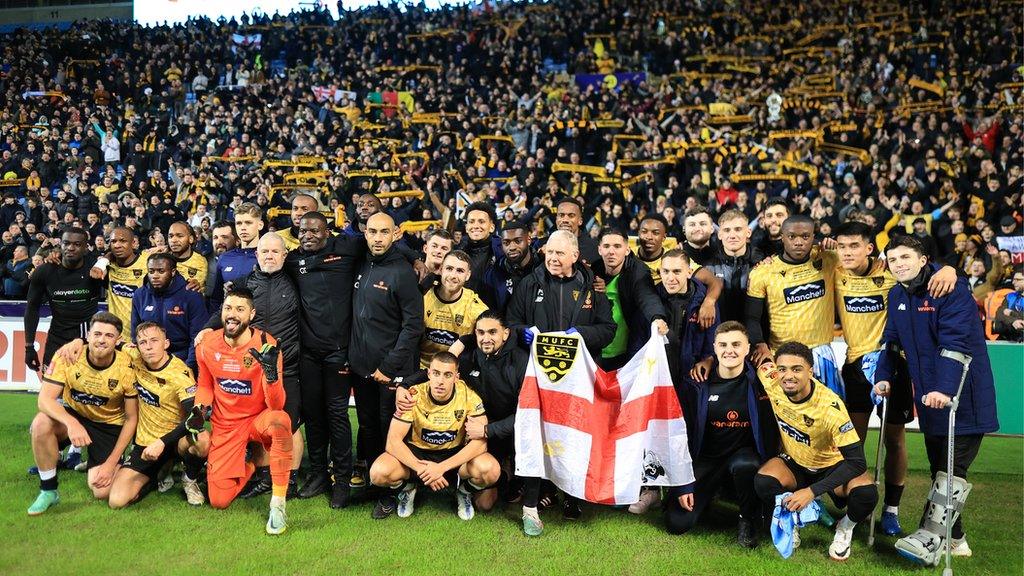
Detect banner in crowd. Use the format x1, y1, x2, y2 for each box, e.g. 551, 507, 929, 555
515, 329, 694, 505
574, 72, 647, 92
311, 86, 357, 103
996, 236, 1024, 264
230, 33, 262, 48
366, 91, 415, 116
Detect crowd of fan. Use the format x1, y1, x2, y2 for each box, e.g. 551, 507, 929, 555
0, 0, 1020, 338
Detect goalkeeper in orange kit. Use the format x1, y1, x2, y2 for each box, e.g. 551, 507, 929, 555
188, 287, 292, 535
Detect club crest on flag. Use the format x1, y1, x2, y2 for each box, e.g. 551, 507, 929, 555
536, 334, 578, 383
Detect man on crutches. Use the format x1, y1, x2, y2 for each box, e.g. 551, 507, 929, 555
874, 236, 999, 568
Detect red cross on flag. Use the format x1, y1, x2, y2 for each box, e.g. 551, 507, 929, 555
515, 328, 694, 505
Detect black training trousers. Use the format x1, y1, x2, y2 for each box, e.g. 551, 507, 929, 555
299, 352, 353, 480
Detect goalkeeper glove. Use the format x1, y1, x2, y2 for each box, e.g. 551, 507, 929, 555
185, 404, 210, 440
248, 343, 280, 384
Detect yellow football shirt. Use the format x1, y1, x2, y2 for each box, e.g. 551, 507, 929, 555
833, 258, 896, 362
747, 251, 837, 350
757, 362, 860, 471
128, 349, 196, 446
107, 253, 147, 339
277, 228, 300, 251
43, 350, 138, 426
397, 380, 485, 452
175, 251, 208, 292
629, 237, 681, 285
421, 287, 489, 368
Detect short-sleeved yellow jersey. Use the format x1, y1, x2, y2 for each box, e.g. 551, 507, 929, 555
277, 228, 299, 251
43, 350, 138, 426
747, 251, 837, 350
396, 380, 485, 452
421, 287, 488, 369
833, 258, 896, 362
757, 362, 860, 471
107, 253, 148, 339
175, 251, 208, 292
629, 237, 681, 285
129, 349, 196, 446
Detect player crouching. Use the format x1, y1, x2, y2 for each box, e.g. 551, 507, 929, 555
28, 312, 138, 515
52, 322, 210, 508
752, 343, 878, 561
190, 287, 292, 535
369, 352, 500, 521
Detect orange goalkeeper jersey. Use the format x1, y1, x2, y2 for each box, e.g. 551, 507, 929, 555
195, 328, 285, 427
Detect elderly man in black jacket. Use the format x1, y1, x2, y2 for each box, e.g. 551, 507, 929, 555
507, 230, 616, 356
350, 212, 425, 520
506, 228, 616, 532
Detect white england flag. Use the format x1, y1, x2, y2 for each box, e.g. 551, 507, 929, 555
515, 328, 694, 505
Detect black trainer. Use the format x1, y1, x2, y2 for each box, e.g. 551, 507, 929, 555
239, 468, 272, 499
330, 482, 351, 509
372, 495, 397, 519
737, 518, 759, 549
297, 472, 330, 499
562, 496, 582, 520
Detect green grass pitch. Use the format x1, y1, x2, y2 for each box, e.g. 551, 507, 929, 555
1, 392, 1021, 576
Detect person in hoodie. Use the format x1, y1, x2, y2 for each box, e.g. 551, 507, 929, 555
208, 202, 262, 315
130, 252, 206, 372
668, 321, 778, 548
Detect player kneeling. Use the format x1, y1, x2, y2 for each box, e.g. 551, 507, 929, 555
52, 322, 210, 508
190, 288, 292, 535
28, 312, 138, 515
369, 352, 500, 521
753, 343, 878, 561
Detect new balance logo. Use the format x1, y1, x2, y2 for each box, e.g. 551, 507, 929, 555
782, 280, 826, 304
217, 378, 253, 396
844, 295, 885, 313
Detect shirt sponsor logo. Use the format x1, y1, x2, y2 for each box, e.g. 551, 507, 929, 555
69, 389, 108, 406
782, 280, 826, 304
918, 299, 936, 312
110, 283, 137, 298
844, 294, 885, 313
421, 429, 457, 446
778, 419, 811, 446
135, 384, 161, 407
217, 378, 253, 396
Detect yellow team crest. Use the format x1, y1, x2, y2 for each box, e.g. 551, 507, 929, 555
536, 334, 579, 383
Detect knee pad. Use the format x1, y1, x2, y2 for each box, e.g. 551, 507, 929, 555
895, 472, 972, 566
753, 474, 784, 501
845, 484, 878, 523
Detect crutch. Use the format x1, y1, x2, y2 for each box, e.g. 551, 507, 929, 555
940, 350, 972, 576
867, 388, 890, 547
